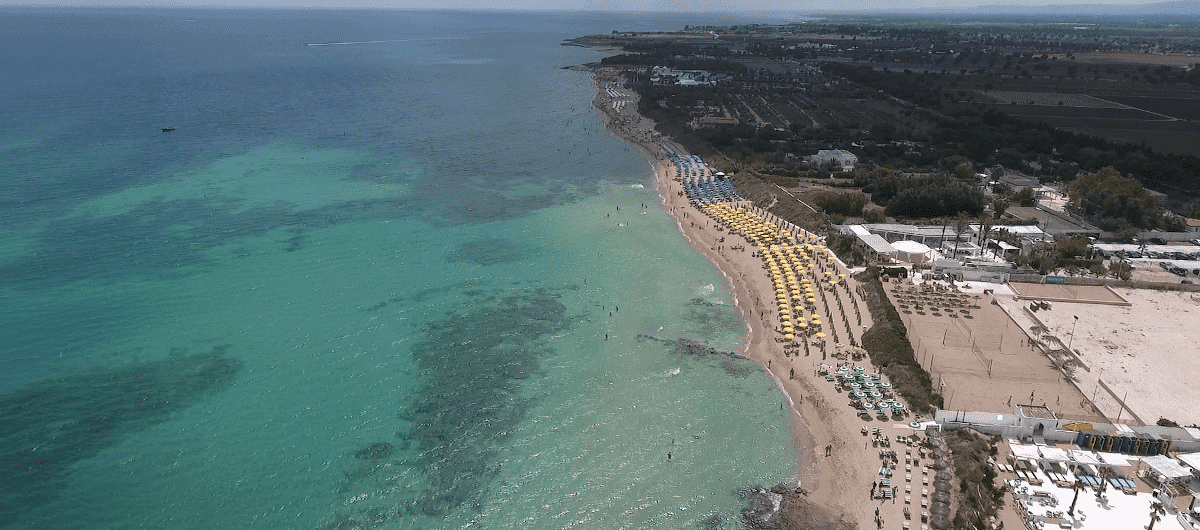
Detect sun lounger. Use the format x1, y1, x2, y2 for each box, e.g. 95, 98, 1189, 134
905, 495, 911, 504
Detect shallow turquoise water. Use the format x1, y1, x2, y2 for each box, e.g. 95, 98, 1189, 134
0, 9, 797, 529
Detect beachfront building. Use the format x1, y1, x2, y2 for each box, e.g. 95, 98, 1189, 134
843, 225, 898, 262
931, 258, 1013, 283
859, 223, 964, 248
807, 149, 857, 172
935, 406, 1200, 453
939, 240, 983, 260
994, 438, 1200, 530
891, 240, 935, 265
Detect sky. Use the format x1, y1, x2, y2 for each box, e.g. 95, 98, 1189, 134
0, 0, 1164, 11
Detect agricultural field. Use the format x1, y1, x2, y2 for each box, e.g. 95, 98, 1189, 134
1102, 95, 1200, 121
992, 104, 1165, 120
1067, 128, 1200, 158
979, 91, 1126, 108
1072, 51, 1200, 68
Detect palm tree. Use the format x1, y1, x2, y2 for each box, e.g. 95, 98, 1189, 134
952, 213, 971, 259
1147, 500, 1164, 530
1068, 480, 1086, 516
977, 211, 994, 256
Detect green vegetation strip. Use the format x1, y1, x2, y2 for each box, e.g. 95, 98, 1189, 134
857, 266, 942, 414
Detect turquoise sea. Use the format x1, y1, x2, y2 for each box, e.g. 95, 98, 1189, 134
0, 8, 798, 529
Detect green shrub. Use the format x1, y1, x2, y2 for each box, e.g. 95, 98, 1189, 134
857, 267, 943, 413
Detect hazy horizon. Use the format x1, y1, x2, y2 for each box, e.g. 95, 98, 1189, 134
0, 0, 1175, 13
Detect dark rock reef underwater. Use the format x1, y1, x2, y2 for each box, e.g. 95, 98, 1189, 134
0, 346, 242, 526
742, 484, 858, 530
324, 289, 574, 528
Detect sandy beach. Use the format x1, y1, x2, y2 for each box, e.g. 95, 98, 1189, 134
588, 66, 940, 529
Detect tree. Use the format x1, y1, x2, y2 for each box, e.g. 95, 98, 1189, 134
1068, 480, 1085, 516
953, 213, 971, 259
977, 212, 995, 255
1014, 186, 1036, 207
1067, 167, 1163, 230
1147, 500, 1165, 530
993, 198, 1010, 218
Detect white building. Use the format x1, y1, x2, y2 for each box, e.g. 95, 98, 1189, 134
809, 149, 857, 172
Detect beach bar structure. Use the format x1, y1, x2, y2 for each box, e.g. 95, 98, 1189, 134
1076, 429, 1174, 456
844, 225, 898, 261
935, 405, 1200, 453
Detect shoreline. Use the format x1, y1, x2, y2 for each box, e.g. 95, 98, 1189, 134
584, 65, 896, 528
583, 66, 814, 475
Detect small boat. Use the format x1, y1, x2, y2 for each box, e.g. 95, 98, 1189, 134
161, 127, 175, 132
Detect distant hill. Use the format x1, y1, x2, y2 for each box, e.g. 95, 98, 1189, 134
967, 0, 1200, 18
818, 0, 1200, 20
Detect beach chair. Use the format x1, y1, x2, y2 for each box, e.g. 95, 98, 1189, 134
903, 522, 910, 530
905, 485, 911, 493
906, 464, 912, 472
905, 474, 912, 482
884, 490, 893, 499
921, 488, 928, 497
904, 495, 911, 504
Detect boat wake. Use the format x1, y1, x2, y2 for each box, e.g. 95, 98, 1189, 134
306, 36, 461, 46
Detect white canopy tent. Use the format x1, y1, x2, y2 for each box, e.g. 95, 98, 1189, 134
1068, 450, 1103, 466
1096, 452, 1136, 467
1178, 452, 1200, 475
1039, 446, 1071, 462
1143, 455, 1192, 484
1011, 443, 1040, 461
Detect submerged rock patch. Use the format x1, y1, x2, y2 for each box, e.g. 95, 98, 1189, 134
0, 346, 242, 525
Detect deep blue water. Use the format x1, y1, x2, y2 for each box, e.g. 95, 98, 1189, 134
0, 8, 800, 529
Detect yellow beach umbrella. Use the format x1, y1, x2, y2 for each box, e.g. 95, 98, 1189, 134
784, 333, 795, 341
815, 332, 826, 339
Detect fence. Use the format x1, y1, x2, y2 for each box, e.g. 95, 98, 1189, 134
1094, 378, 1145, 426
1008, 274, 1200, 293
